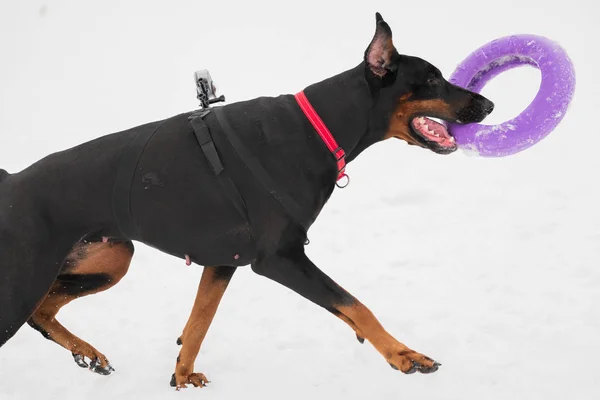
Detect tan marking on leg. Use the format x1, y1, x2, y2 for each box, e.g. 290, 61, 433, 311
174, 266, 235, 389
331, 310, 365, 340
29, 300, 112, 367
337, 301, 437, 373
29, 241, 133, 369
62, 241, 133, 281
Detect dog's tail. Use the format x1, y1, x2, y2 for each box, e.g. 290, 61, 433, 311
0, 169, 8, 183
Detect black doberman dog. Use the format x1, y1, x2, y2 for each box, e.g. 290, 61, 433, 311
0, 13, 493, 388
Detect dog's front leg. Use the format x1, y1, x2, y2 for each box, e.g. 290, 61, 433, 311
252, 245, 440, 374
172, 265, 236, 389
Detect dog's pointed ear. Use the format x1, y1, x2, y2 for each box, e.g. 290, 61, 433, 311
364, 12, 398, 77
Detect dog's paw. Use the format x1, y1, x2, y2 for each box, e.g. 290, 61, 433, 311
89, 357, 115, 375
72, 352, 114, 375
170, 372, 210, 390
387, 348, 440, 374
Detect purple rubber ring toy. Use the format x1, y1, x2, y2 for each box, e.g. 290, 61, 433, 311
447, 34, 576, 157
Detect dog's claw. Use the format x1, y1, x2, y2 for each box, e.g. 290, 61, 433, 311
389, 362, 399, 370
89, 358, 115, 375
72, 353, 88, 368
405, 361, 419, 374
419, 361, 441, 374
356, 334, 365, 344
170, 373, 177, 387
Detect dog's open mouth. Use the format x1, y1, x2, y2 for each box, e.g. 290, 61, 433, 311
410, 116, 457, 152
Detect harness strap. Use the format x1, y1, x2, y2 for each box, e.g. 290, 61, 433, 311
112, 121, 165, 240
188, 111, 248, 220
189, 114, 224, 175
212, 107, 311, 236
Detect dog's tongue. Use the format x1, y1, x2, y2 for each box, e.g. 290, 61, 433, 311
412, 117, 455, 148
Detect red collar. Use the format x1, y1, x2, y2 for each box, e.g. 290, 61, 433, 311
294, 91, 348, 184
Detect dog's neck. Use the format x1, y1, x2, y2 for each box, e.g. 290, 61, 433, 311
303, 62, 380, 163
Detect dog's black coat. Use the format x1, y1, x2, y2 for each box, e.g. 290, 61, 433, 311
0, 67, 357, 345
0, 14, 493, 351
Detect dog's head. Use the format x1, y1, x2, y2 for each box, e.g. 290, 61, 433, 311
365, 13, 494, 154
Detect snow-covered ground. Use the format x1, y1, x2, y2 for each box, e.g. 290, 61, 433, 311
1, 0, 598, 399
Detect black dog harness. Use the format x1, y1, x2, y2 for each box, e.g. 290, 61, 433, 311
112, 107, 314, 242
188, 109, 248, 221
212, 107, 315, 235
112, 71, 351, 244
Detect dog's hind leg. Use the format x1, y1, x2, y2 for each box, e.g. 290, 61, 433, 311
171, 266, 236, 390
27, 240, 134, 375
0, 221, 77, 348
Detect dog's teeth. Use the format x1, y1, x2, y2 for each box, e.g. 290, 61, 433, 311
450, 137, 455, 142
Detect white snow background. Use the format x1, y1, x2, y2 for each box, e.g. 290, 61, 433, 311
0, 0, 598, 399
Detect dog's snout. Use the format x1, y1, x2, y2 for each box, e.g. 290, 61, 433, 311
455, 93, 495, 124
471, 92, 494, 114
483, 99, 494, 115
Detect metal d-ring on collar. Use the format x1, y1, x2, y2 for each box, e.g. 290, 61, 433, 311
336, 173, 350, 188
